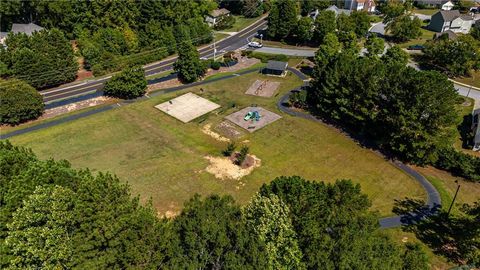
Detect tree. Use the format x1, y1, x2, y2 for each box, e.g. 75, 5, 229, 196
382, 2, 406, 24
382, 45, 409, 66
259, 176, 403, 269
235, 145, 249, 165
296, 17, 313, 44
0, 79, 44, 125
423, 34, 480, 76
172, 194, 268, 269
472, 27, 480, 41
401, 243, 429, 270
387, 15, 422, 42
173, 29, 206, 83
266, 0, 298, 40
349, 11, 371, 38
243, 193, 304, 270
365, 35, 385, 57
242, 0, 264, 18
313, 10, 336, 42
103, 66, 146, 99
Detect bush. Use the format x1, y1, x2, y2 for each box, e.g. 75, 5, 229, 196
211, 61, 221, 70
289, 90, 307, 108
235, 146, 249, 165
222, 142, 236, 157
0, 79, 44, 125
103, 66, 147, 99
434, 147, 480, 182
214, 15, 236, 30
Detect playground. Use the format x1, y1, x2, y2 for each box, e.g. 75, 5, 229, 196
225, 106, 281, 132
245, 79, 280, 97
154, 92, 220, 123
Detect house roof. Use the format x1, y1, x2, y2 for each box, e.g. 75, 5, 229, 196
434, 30, 457, 39
11, 23, 44, 35
266, 60, 288, 71
325, 5, 351, 16
460, 14, 474, 21
416, 0, 451, 5
209, 8, 230, 18
436, 10, 461, 21
0, 32, 8, 39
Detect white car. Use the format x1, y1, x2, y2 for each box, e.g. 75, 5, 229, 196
247, 41, 263, 48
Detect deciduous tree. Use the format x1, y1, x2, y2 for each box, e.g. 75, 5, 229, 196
103, 65, 146, 99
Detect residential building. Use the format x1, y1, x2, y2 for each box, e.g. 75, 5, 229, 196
473, 109, 480, 151
205, 8, 231, 27
428, 10, 473, 33
324, 5, 352, 17
0, 23, 44, 45
415, 0, 454, 10
344, 0, 376, 12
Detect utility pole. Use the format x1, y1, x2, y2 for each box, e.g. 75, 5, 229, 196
447, 180, 460, 218
259, 33, 263, 44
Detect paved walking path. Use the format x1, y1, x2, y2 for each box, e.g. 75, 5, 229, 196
280, 67, 441, 229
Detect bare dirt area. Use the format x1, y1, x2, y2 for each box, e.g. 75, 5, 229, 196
245, 79, 280, 97
43, 96, 114, 119
204, 154, 261, 180
215, 121, 244, 139
202, 123, 230, 142
71, 41, 93, 81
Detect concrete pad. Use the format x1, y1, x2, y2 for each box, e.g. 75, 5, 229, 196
155, 92, 220, 123
225, 107, 281, 133
245, 80, 281, 97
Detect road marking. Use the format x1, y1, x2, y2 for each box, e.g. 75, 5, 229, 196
41, 83, 104, 98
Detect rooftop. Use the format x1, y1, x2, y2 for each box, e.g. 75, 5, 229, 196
437, 10, 461, 21
266, 60, 288, 71
11, 23, 44, 36
209, 8, 230, 18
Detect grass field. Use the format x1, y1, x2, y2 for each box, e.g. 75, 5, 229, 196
413, 8, 439, 16
398, 25, 436, 48
223, 15, 259, 32
454, 70, 480, 89
9, 71, 426, 217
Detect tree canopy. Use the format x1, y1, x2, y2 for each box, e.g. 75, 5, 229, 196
0, 79, 44, 125
102, 65, 147, 99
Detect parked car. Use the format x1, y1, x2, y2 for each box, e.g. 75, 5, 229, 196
407, 44, 425, 51
247, 41, 263, 48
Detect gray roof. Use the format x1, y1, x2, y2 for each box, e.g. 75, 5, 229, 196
437, 10, 461, 22
209, 8, 230, 18
11, 23, 44, 36
460, 14, 474, 21
266, 60, 288, 71
0, 32, 8, 39
434, 30, 457, 39
415, 0, 451, 5
325, 5, 351, 16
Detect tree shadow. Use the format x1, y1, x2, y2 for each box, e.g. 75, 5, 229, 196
457, 114, 473, 149
394, 198, 474, 264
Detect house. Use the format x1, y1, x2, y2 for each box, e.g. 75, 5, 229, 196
415, 0, 454, 10
263, 61, 288, 76
205, 8, 231, 27
434, 30, 457, 39
0, 23, 44, 45
428, 10, 473, 33
473, 109, 480, 151
344, 0, 376, 12
325, 5, 352, 17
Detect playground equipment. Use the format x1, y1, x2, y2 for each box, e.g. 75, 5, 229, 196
244, 111, 261, 122
254, 80, 268, 95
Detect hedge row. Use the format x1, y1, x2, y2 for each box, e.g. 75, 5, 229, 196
435, 147, 480, 182
241, 51, 289, 63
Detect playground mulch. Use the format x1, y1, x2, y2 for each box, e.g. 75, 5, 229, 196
225, 106, 281, 133
245, 80, 280, 97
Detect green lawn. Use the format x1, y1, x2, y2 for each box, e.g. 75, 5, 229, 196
454, 70, 480, 89
413, 8, 439, 16
9, 71, 426, 217
397, 26, 436, 48
223, 15, 259, 32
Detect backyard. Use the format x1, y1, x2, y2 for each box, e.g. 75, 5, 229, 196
9, 71, 426, 217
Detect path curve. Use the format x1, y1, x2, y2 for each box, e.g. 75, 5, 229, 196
281, 67, 441, 229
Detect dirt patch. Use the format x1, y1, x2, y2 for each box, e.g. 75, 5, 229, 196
163, 210, 179, 218
245, 80, 280, 97
202, 123, 230, 142
215, 121, 243, 139
43, 96, 114, 119
204, 154, 261, 180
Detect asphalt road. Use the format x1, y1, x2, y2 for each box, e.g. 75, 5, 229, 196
40, 17, 268, 106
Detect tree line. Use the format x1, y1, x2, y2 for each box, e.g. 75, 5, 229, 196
307, 32, 480, 181
0, 141, 439, 269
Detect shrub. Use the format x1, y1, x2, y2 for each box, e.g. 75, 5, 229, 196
434, 147, 480, 182
0, 79, 44, 125
214, 15, 236, 30
249, 52, 288, 63
289, 90, 307, 108
211, 61, 221, 70
222, 142, 236, 157
235, 146, 249, 165
103, 66, 147, 99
